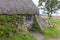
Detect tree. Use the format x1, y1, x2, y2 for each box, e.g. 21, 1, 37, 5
39, 0, 60, 19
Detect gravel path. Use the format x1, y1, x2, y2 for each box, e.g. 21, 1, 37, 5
30, 32, 44, 40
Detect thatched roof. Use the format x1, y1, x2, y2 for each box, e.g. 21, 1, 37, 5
0, 0, 39, 15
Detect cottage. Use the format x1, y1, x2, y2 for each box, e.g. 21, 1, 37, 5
0, 0, 39, 29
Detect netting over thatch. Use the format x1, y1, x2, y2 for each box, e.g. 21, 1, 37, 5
0, 0, 39, 15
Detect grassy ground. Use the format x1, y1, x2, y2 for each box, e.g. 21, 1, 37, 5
0, 31, 37, 40
0, 15, 37, 40
30, 16, 60, 40
6, 32, 37, 40
41, 17, 60, 40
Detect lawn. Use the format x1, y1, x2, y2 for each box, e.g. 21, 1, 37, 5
42, 17, 60, 40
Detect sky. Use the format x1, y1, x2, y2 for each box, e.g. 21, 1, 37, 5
32, 0, 45, 15
32, 0, 60, 16
32, 0, 39, 6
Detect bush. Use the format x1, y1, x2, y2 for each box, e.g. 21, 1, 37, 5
30, 16, 41, 32
0, 24, 17, 38
0, 15, 36, 40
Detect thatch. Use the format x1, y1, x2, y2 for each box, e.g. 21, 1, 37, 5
0, 0, 39, 15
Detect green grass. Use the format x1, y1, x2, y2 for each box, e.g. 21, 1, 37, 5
4, 32, 37, 40
42, 27, 60, 38
30, 16, 60, 38
47, 18, 60, 26
30, 16, 42, 33
0, 25, 36, 40
42, 18, 60, 38
0, 15, 36, 40
0, 32, 37, 40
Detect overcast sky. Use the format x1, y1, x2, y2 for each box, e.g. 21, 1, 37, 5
32, 0, 45, 14
32, 0, 60, 16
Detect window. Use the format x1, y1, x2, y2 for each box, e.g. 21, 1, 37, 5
26, 15, 31, 21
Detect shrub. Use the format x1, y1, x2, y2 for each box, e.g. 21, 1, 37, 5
0, 24, 17, 38
0, 15, 36, 40
30, 16, 41, 32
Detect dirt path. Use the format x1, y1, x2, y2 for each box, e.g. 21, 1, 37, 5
30, 32, 44, 40
30, 31, 60, 40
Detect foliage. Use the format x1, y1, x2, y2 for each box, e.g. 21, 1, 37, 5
0, 15, 17, 22
39, 0, 60, 19
0, 15, 36, 40
0, 15, 24, 26
0, 15, 18, 39
30, 16, 41, 32
0, 24, 17, 38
